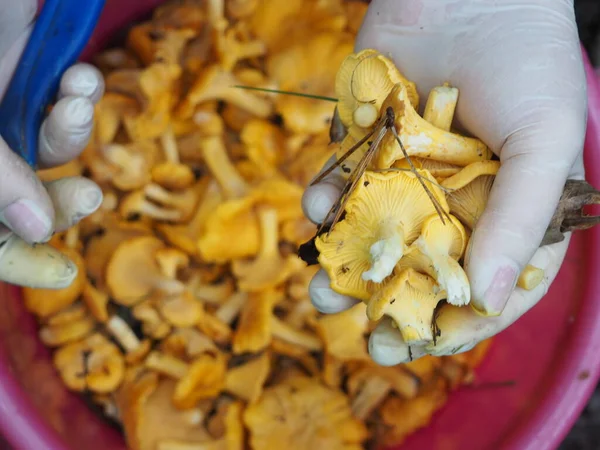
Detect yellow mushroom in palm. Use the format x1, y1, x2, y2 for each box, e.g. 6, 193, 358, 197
316, 169, 448, 301
422, 83, 459, 132
398, 213, 470, 306
335, 49, 419, 129
374, 83, 492, 168
367, 268, 446, 345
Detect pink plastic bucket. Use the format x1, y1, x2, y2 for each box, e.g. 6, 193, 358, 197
0, 2, 600, 449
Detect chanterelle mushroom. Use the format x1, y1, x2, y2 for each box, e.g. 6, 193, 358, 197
266, 32, 352, 134
232, 205, 304, 291
422, 83, 459, 132
176, 64, 272, 119
106, 236, 184, 306
144, 350, 227, 409
335, 49, 419, 129
373, 83, 492, 168
117, 373, 211, 450
53, 332, 125, 394
244, 375, 368, 450
367, 268, 446, 345
225, 352, 271, 403
399, 213, 470, 306
316, 169, 448, 300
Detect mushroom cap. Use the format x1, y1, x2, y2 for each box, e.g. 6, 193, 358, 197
267, 32, 353, 134
316, 169, 448, 300
159, 290, 204, 328
151, 162, 196, 191
53, 333, 125, 394
418, 213, 467, 261
335, 49, 419, 129
232, 288, 279, 354
173, 352, 227, 409
225, 352, 271, 403
106, 236, 167, 305
157, 178, 223, 256
161, 327, 218, 359
123, 63, 182, 141
378, 377, 448, 447
244, 375, 369, 450
39, 314, 95, 348
94, 92, 140, 145
84, 216, 151, 288
316, 302, 369, 361
367, 268, 446, 345
197, 197, 260, 263
441, 161, 500, 230
155, 247, 190, 279
22, 246, 86, 318
103, 140, 160, 191
240, 119, 285, 170
118, 374, 211, 450
81, 281, 110, 323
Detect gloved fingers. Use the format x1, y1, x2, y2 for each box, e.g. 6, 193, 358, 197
366, 237, 569, 364
465, 111, 585, 316
58, 63, 105, 104
44, 177, 103, 232
0, 0, 36, 60
301, 154, 347, 225
0, 233, 78, 289
308, 268, 359, 314
38, 95, 95, 168
0, 136, 54, 244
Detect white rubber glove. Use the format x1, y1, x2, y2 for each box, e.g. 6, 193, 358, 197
0, 0, 104, 288
303, 0, 588, 365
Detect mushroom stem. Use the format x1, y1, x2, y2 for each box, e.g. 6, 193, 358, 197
271, 316, 323, 351
106, 315, 141, 353
517, 264, 544, 290
145, 351, 189, 379
64, 226, 80, 249
351, 376, 392, 420
139, 202, 182, 221
200, 136, 249, 199
377, 83, 492, 168
103, 144, 145, 174
362, 223, 405, 283
144, 183, 196, 213
207, 0, 226, 28
215, 291, 248, 324
414, 235, 470, 306
423, 84, 459, 132
177, 66, 272, 119
160, 127, 180, 164
256, 206, 279, 259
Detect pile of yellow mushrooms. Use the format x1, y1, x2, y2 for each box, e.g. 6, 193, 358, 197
18, 1, 520, 449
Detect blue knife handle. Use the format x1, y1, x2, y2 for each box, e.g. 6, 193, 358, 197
0, 0, 106, 169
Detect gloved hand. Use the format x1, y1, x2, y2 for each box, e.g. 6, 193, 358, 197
0, 0, 104, 289
303, 0, 588, 365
